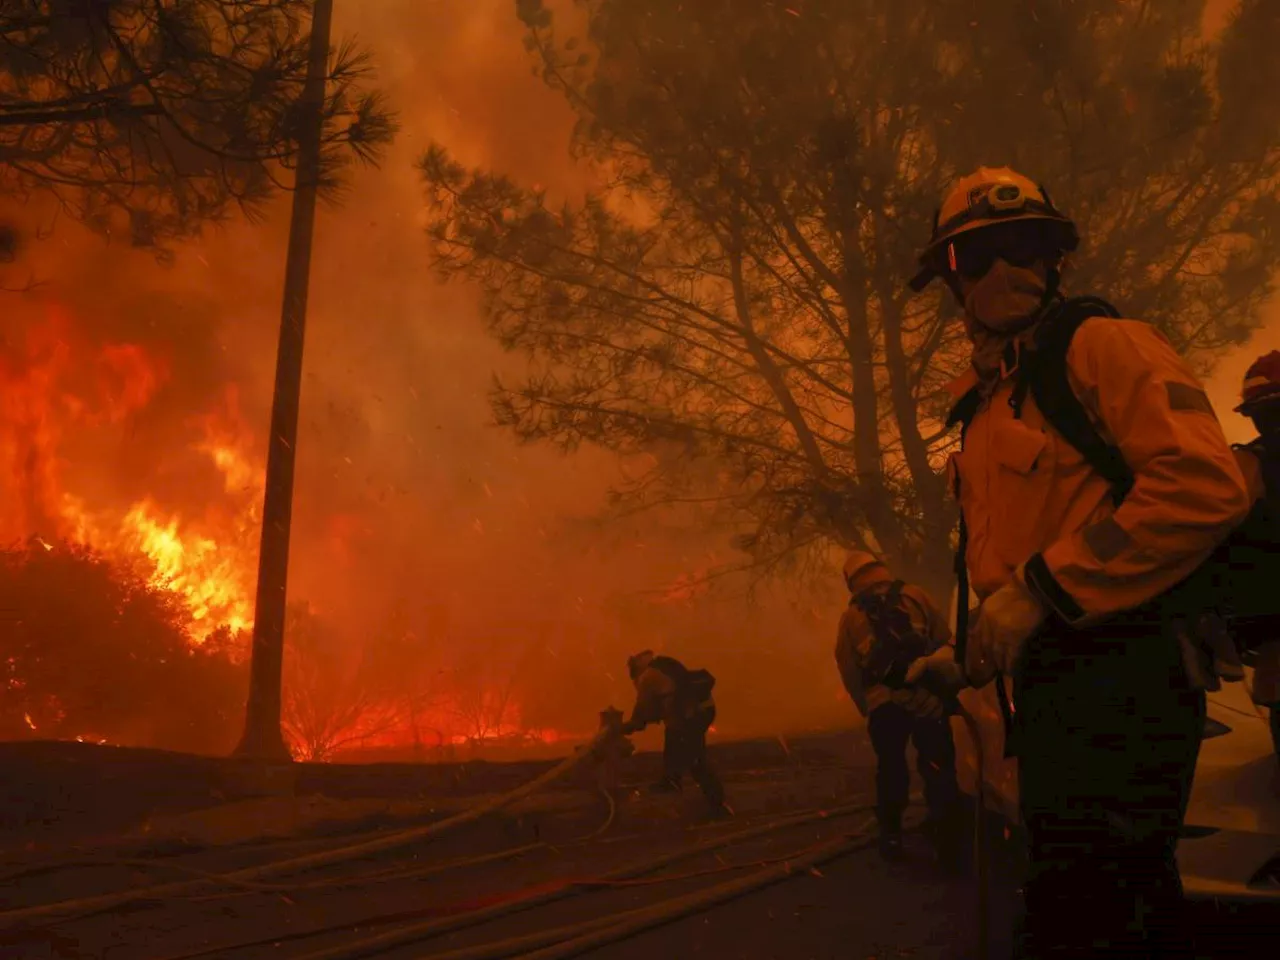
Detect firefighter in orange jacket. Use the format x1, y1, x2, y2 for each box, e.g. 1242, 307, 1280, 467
620, 650, 728, 817
1234, 350, 1280, 761
835, 551, 964, 865
906, 167, 1252, 958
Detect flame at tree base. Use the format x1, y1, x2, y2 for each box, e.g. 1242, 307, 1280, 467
2, 306, 585, 761
3, 306, 260, 645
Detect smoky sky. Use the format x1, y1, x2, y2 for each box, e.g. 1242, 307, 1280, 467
1, 0, 1274, 740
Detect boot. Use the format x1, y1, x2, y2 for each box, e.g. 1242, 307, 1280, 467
648, 777, 682, 795
704, 800, 734, 821
878, 823, 905, 861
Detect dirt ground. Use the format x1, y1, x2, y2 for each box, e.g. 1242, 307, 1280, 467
0, 730, 1273, 960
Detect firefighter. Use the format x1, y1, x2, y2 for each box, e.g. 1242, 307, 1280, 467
906, 167, 1252, 958
619, 650, 729, 817
835, 550, 966, 867
1234, 350, 1280, 761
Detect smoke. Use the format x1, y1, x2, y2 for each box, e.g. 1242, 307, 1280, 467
2, 0, 1275, 750
0, 0, 850, 746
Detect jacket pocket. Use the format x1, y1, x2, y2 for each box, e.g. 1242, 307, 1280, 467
988, 420, 1052, 567
992, 420, 1046, 475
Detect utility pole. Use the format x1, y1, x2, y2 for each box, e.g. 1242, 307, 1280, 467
234, 0, 335, 760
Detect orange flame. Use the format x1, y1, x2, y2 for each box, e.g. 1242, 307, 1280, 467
3, 305, 578, 757
2, 306, 259, 639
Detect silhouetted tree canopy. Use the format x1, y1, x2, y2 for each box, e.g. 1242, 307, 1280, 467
421, 0, 1280, 601
0, 0, 397, 253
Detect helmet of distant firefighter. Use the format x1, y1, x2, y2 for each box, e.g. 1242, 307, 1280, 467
1237, 350, 1280, 418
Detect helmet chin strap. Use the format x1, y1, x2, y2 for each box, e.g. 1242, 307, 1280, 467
1042, 263, 1064, 305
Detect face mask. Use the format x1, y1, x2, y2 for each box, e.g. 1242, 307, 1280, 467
962, 260, 1048, 334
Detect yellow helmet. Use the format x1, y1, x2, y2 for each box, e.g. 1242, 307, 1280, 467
842, 550, 884, 587
909, 166, 1078, 292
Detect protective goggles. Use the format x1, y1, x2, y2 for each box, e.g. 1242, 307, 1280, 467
910, 181, 1076, 291
945, 219, 1064, 280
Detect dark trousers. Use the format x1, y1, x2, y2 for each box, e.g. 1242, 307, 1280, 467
1013, 621, 1205, 960
662, 708, 724, 807
867, 701, 962, 832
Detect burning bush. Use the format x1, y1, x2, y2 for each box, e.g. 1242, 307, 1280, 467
281, 602, 409, 762
0, 539, 246, 753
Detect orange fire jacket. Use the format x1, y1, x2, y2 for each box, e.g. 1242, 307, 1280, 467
835, 567, 952, 716
947, 316, 1251, 623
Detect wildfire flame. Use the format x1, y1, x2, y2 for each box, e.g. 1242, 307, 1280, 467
3, 305, 577, 757
2, 305, 259, 639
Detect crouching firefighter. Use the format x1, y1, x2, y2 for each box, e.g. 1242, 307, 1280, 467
620, 651, 730, 817
835, 551, 967, 867
905, 167, 1253, 958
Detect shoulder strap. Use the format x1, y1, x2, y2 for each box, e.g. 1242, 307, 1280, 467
1023, 297, 1135, 506
945, 385, 983, 444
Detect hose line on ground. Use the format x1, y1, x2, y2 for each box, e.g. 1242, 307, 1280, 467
188, 777, 623, 904
509, 821, 882, 960
33, 776, 629, 908
153, 803, 873, 960
187, 842, 550, 902
284, 803, 878, 960
411, 820, 878, 960
589, 786, 616, 839
0, 728, 614, 928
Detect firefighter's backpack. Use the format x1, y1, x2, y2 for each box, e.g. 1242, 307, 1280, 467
648, 655, 716, 709
852, 580, 931, 688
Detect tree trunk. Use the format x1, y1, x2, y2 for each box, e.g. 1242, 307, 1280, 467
234, 0, 334, 761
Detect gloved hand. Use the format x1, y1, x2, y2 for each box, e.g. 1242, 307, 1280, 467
904, 645, 968, 696
889, 685, 946, 721
968, 565, 1047, 678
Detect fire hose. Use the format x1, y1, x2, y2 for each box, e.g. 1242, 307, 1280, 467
427, 820, 882, 960
189, 802, 878, 960
954, 701, 992, 960
0, 726, 617, 928
492, 709, 992, 960
6, 710, 994, 957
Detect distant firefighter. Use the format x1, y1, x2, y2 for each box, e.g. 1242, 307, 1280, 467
1233, 349, 1280, 762
620, 650, 729, 818
835, 550, 965, 868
